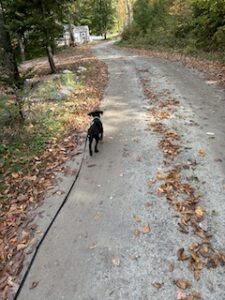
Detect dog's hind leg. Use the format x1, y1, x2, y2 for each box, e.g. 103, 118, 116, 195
94, 137, 99, 153
89, 137, 93, 156
99, 123, 103, 141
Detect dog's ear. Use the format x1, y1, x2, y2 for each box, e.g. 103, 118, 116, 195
88, 112, 93, 116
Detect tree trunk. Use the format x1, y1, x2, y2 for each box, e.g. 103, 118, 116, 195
50, 41, 56, 55
18, 33, 26, 62
41, 0, 57, 73
0, 1, 24, 122
125, 0, 132, 25
46, 45, 56, 73
104, 33, 107, 40
68, 22, 75, 46
0, 4, 20, 85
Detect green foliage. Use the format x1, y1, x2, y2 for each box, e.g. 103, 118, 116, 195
73, 0, 116, 37
0, 92, 24, 125
91, 0, 115, 37
122, 0, 225, 55
133, 0, 152, 33
33, 73, 77, 99
121, 23, 140, 40
189, 0, 225, 50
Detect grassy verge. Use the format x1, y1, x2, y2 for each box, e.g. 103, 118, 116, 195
116, 40, 225, 64
0, 46, 107, 197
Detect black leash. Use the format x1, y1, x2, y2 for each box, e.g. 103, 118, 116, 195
14, 135, 88, 299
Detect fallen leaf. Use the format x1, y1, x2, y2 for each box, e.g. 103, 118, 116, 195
194, 270, 201, 281
199, 244, 211, 258
148, 178, 156, 185
169, 263, 175, 272
177, 248, 189, 261
94, 212, 101, 220
112, 256, 121, 267
30, 281, 39, 289
132, 137, 139, 143
129, 255, 139, 261
174, 279, 191, 290
12, 172, 20, 179
195, 207, 204, 219
17, 244, 28, 251
156, 170, 166, 180
198, 149, 205, 157
141, 223, 151, 234
214, 158, 222, 162
133, 229, 141, 236
89, 244, 97, 250
133, 214, 141, 223
176, 290, 187, 300
56, 190, 65, 195
152, 282, 163, 289
192, 290, 202, 299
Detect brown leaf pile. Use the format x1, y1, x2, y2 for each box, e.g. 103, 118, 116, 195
159, 99, 180, 109
159, 138, 180, 161
151, 122, 167, 134
149, 107, 172, 121
157, 165, 225, 279
142, 81, 225, 292
139, 77, 158, 102
0, 135, 78, 298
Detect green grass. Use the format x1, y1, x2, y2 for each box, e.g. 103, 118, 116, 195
0, 71, 88, 194
34, 73, 79, 99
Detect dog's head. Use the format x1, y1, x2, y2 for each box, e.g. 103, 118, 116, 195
88, 110, 103, 118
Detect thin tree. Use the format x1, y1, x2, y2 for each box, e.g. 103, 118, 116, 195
92, 0, 115, 39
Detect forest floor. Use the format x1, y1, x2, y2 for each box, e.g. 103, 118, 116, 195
15, 41, 225, 300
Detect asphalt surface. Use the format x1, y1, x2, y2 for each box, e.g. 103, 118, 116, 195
18, 42, 225, 300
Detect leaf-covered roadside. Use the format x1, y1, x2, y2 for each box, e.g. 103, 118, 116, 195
0, 45, 108, 299
138, 66, 225, 299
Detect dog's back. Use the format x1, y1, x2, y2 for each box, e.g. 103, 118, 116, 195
88, 118, 102, 138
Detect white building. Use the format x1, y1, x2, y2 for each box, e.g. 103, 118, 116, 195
73, 26, 91, 44
62, 25, 91, 46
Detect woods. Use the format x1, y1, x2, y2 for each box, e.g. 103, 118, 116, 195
121, 0, 225, 58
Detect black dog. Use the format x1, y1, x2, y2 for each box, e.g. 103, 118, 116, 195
87, 110, 103, 156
